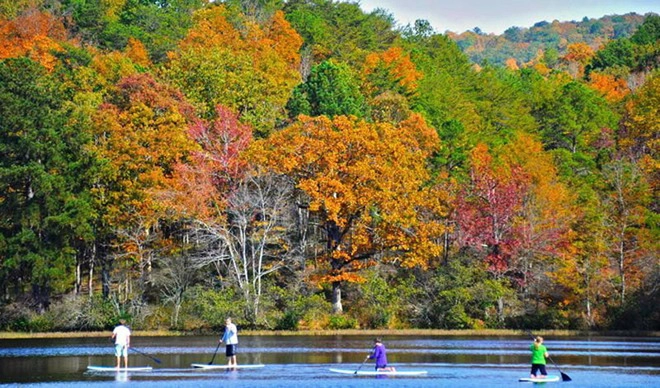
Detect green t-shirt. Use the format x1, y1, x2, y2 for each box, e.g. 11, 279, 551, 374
530, 344, 547, 364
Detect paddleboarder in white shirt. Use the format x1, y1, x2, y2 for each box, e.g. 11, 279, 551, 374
112, 319, 131, 369
219, 317, 238, 366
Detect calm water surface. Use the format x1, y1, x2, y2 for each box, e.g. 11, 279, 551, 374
0, 335, 658, 387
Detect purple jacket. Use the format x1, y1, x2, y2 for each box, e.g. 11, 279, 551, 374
369, 343, 388, 368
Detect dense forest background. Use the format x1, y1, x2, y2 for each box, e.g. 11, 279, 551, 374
448, 13, 649, 67
0, 0, 658, 333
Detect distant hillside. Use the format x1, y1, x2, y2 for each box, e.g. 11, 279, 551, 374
447, 13, 651, 66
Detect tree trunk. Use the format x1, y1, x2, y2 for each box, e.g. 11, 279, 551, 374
102, 254, 111, 299
332, 281, 343, 313
88, 243, 95, 297
75, 260, 81, 295
618, 229, 626, 304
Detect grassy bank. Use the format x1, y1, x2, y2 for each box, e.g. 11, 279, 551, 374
0, 329, 657, 339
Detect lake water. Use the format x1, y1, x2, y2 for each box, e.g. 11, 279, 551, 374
0, 334, 658, 387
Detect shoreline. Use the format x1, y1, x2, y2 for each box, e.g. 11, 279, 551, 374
0, 328, 658, 339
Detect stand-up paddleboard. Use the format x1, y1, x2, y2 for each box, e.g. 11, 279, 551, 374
519, 375, 561, 383
87, 366, 153, 372
191, 363, 265, 370
329, 368, 427, 376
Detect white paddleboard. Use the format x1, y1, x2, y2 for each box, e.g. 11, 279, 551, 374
191, 363, 265, 369
329, 368, 427, 376
87, 366, 153, 372
519, 375, 561, 383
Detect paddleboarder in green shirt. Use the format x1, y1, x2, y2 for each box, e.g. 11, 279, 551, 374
530, 336, 549, 379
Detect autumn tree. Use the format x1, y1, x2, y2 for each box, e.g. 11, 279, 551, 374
601, 158, 652, 305
454, 143, 529, 322
0, 7, 66, 70
91, 73, 198, 303
619, 74, 660, 169
561, 42, 594, 78
360, 46, 422, 124
162, 5, 302, 136
164, 105, 299, 326
602, 73, 659, 309
552, 194, 611, 328
249, 114, 448, 313
361, 46, 422, 99
588, 72, 629, 103
499, 134, 575, 320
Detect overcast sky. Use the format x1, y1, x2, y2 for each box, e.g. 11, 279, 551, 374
355, 0, 660, 34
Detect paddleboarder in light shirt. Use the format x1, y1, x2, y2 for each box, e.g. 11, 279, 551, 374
530, 336, 549, 379
112, 319, 131, 369
366, 338, 396, 372
219, 317, 238, 366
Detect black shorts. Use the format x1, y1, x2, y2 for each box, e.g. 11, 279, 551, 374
531, 364, 547, 376
225, 344, 237, 357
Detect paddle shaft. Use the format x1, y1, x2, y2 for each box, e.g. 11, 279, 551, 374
355, 357, 369, 374
209, 341, 222, 365
526, 331, 571, 382
129, 347, 162, 364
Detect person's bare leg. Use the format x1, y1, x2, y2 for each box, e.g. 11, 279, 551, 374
123, 354, 128, 368
116, 355, 121, 369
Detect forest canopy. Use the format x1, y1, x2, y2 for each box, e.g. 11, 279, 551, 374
0, 0, 658, 332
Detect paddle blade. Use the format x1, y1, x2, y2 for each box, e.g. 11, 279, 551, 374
560, 372, 572, 382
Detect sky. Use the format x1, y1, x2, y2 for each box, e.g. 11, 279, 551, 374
355, 0, 660, 34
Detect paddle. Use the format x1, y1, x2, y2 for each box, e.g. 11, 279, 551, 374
526, 331, 572, 382
355, 356, 369, 374
208, 341, 222, 365
129, 347, 162, 364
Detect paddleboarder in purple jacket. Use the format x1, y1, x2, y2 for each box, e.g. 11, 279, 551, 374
365, 338, 396, 372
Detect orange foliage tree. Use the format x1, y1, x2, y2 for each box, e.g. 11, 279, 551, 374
0, 7, 66, 70
91, 73, 199, 301
361, 46, 423, 98
505, 58, 519, 70
248, 114, 448, 313
588, 72, 629, 103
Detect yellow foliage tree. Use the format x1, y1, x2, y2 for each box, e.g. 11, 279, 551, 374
163, 6, 302, 136
562, 42, 595, 78
248, 114, 449, 313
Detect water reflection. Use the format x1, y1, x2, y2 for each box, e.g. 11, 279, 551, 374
115, 371, 129, 383
0, 335, 658, 387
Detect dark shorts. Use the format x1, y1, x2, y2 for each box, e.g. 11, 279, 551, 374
375, 364, 387, 370
225, 344, 237, 357
531, 364, 547, 376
